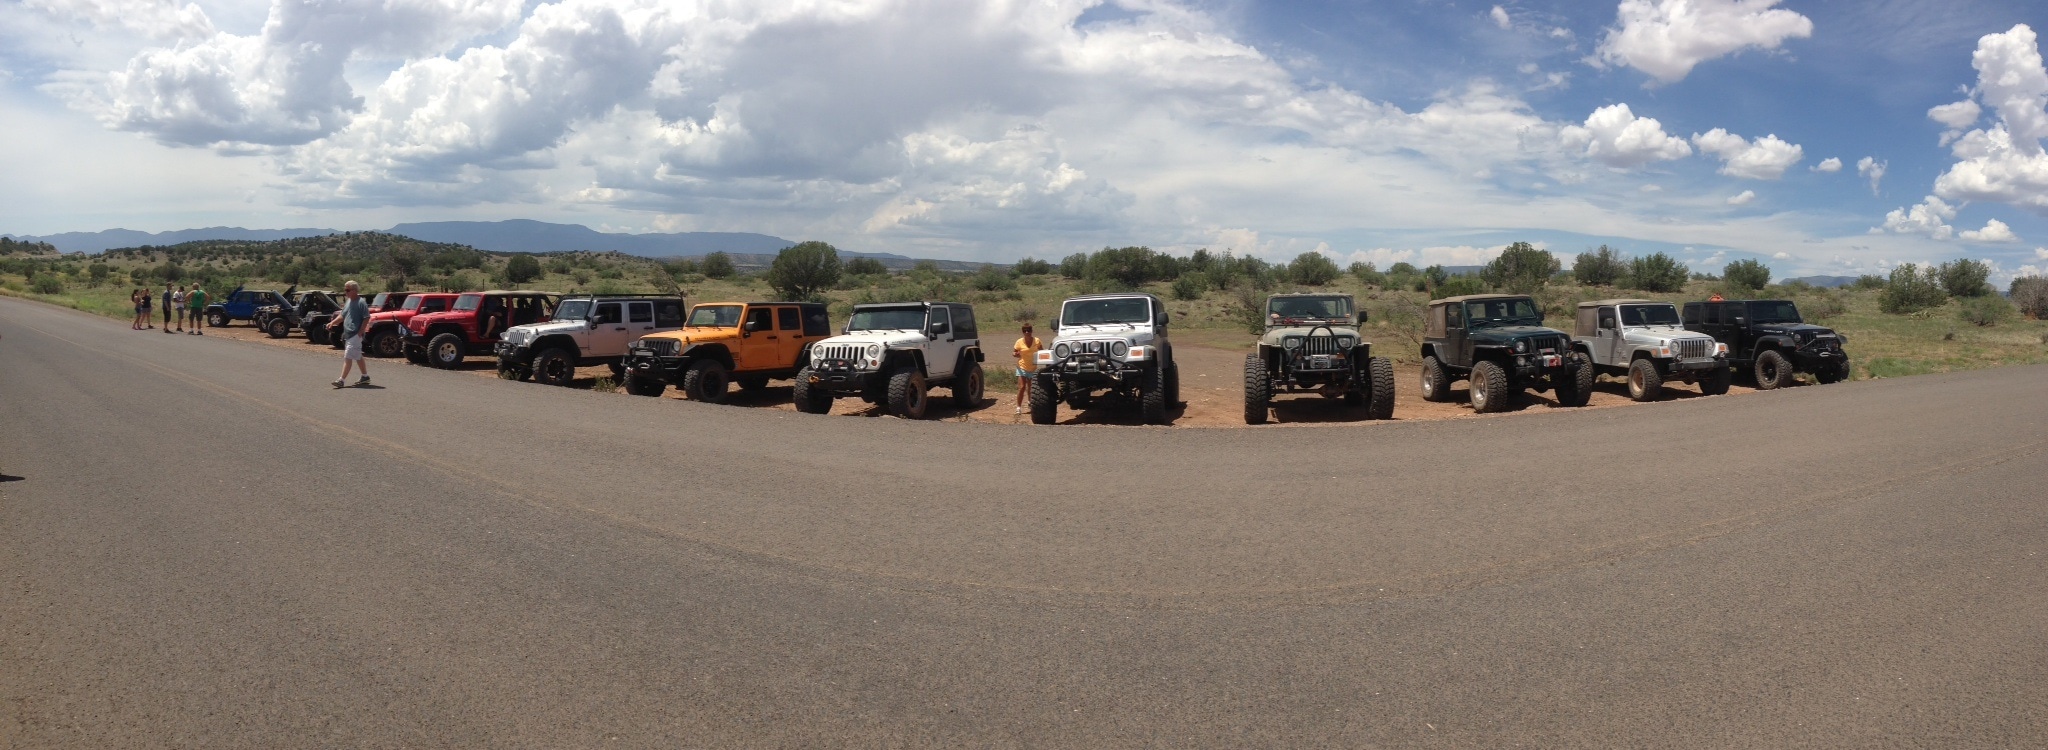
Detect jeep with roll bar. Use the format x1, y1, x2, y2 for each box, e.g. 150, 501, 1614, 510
1681, 298, 1851, 389
1570, 299, 1731, 401
400, 291, 561, 369
496, 294, 687, 386
1242, 293, 1395, 424
619, 301, 832, 402
1027, 292, 1178, 425
1418, 293, 1589, 413
792, 301, 985, 419
348, 292, 452, 355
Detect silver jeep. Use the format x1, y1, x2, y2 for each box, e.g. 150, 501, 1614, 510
1028, 293, 1176, 425
1570, 299, 1730, 401
792, 301, 984, 419
1242, 293, 1394, 424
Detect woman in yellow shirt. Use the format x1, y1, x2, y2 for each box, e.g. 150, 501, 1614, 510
1012, 323, 1040, 414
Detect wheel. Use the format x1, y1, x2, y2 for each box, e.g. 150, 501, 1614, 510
1028, 373, 1059, 424
1754, 350, 1793, 390
1367, 356, 1396, 420
1815, 359, 1848, 384
1627, 358, 1663, 402
737, 376, 770, 392
427, 333, 466, 369
1469, 360, 1510, 413
306, 325, 329, 345
681, 360, 729, 403
369, 329, 404, 358
792, 369, 833, 414
207, 311, 229, 328
1242, 354, 1271, 425
403, 345, 427, 365
1166, 362, 1181, 406
1556, 352, 1594, 407
887, 368, 929, 419
951, 360, 984, 408
622, 369, 665, 397
1700, 364, 1731, 395
608, 362, 625, 381
531, 348, 576, 387
266, 317, 290, 338
1420, 355, 1450, 402
1141, 363, 1169, 424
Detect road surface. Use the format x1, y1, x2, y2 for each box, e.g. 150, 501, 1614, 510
3, 297, 2045, 747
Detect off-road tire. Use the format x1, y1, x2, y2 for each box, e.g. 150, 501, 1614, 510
1065, 390, 1093, 410
1555, 353, 1594, 407
1029, 373, 1059, 425
1141, 363, 1169, 425
531, 348, 576, 387
369, 329, 404, 358
737, 376, 770, 392
427, 332, 466, 369
682, 360, 729, 403
608, 362, 625, 381
1420, 355, 1451, 402
403, 345, 427, 365
1367, 356, 1396, 420
951, 359, 984, 409
1755, 349, 1793, 390
887, 368, 929, 419
1242, 354, 1271, 425
306, 325, 329, 345
205, 311, 228, 328
1469, 360, 1510, 413
1815, 359, 1849, 384
266, 317, 291, 339
1166, 362, 1181, 406
1700, 364, 1732, 395
1627, 358, 1663, 402
622, 369, 665, 397
792, 369, 833, 414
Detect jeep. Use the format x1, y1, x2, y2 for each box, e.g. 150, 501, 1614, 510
401, 291, 561, 368
1682, 298, 1851, 389
1027, 293, 1177, 425
202, 287, 293, 328
1419, 294, 1589, 413
792, 302, 985, 419
496, 294, 687, 386
345, 292, 453, 355
260, 290, 341, 340
1243, 293, 1395, 424
620, 301, 832, 402
1571, 299, 1731, 401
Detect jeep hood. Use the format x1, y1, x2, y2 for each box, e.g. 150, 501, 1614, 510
1757, 323, 1835, 336
825, 330, 927, 347
642, 326, 739, 345
503, 321, 581, 344
1261, 324, 1362, 344
1468, 324, 1566, 343
1624, 325, 1715, 342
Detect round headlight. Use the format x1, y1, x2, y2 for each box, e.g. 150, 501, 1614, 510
1337, 337, 1355, 348
1054, 342, 1071, 358
1111, 340, 1129, 357
1514, 339, 1529, 353
1283, 336, 1302, 350
865, 343, 882, 358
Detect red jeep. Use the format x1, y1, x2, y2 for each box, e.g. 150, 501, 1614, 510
354, 293, 459, 357
402, 290, 560, 368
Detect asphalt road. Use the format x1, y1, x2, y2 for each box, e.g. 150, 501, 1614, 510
3, 297, 2046, 747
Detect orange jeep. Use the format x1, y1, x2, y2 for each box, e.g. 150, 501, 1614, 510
618, 301, 832, 402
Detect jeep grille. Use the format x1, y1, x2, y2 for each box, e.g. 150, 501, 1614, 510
814, 343, 865, 362
1529, 334, 1567, 354
1675, 338, 1711, 359
1302, 335, 1343, 356
636, 339, 680, 357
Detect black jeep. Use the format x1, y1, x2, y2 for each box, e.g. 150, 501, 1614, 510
1419, 293, 1590, 413
260, 290, 340, 340
1681, 299, 1851, 389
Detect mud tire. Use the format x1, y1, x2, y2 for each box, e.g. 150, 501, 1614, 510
887, 368, 929, 419
1469, 359, 1511, 413
1627, 358, 1663, 402
427, 332, 466, 369
951, 359, 984, 409
792, 369, 833, 414
622, 369, 665, 397
1367, 356, 1396, 420
266, 317, 291, 339
1028, 373, 1058, 425
1141, 363, 1169, 425
1420, 355, 1451, 402
369, 329, 404, 358
1701, 364, 1732, 396
682, 359, 729, 403
1242, 353, 1270, 425
1755, 350, 1794, 390
531, 348, 576, 387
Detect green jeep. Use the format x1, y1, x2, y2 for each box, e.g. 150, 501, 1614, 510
1419, 294, 1590, 413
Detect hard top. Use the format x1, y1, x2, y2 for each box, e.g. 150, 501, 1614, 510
850, 300, 965, 309
1430, 293, 1528, 306
692, 300, 827, 308
1269, 292, 1353, 298
1062, 292, 1161, 302
1691, 298, 1792, 305
468, 290, 561, 297
1577, 298, 1658, 309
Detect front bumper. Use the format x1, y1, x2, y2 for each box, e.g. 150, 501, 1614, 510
804, 360, 883, 392
494, 342, 533, 362
1790, 344, 1848, 371
1667, 356, 1725, 373
623, 351, 689, 384
1042, 354, 1145, 386
1509, 352, 1580, 379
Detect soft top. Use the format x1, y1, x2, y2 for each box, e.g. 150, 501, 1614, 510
1577, 298, 1657, 308
1431, 293, 1527, 306
850, 300, 963, 309
1062, 292, 1160, 302
1695, 298, 1791, 305
473, 290, 561, 297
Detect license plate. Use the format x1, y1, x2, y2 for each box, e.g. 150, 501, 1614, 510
1541, 355, 1562, 367
1310, 356, 1331, 368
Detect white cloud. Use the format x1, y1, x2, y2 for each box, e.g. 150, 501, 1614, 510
1959, 218, 2018, 242
1857, 156, 1887, 195
1727, 189, 1755, 205
1812, 156, 1841, 173
1880, 196, 1957, 239
1772, 251, 1791, 259
23, 0, 215, 41
1691, 128, 1803, 179
1558, 103, 1692, 168
2038, 247, 2048, 260
1594, 0, 1813, 84
1928, 99, 1983, 130
1490, 6, 1511, 30
1931, 25, 2048, 214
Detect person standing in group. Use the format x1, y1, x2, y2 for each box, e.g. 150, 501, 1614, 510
130, 289, 143, 329
161, 283, 175, 333
139, 286, 152, 329
326, 280, 371, 388
187, 285, 207, 335
1012, 322, 1041, 414
172, 285, 187, 332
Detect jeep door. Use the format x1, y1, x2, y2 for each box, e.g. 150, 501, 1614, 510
926, 305, 959, 378
773, 306, 809, 370
1443, 304, 1470, 367
584, 302, 632, 357
736, 306, 779, 370
1594, 307, 1624, 365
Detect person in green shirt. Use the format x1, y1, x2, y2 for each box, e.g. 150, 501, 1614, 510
187, 286, 208, 335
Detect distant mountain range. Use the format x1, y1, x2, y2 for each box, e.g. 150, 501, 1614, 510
2, 220, 826, 259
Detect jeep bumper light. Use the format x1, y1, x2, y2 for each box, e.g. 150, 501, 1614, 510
1036, 350, 1055, 365
1126, 345, 1147, 360
1715, 342, 1729, 356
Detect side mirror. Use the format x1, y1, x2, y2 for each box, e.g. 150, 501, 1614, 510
929, 322, 950, 338
587, 318, 600, 329
1356, 311, 1368, 324
1160, 312, 1171, 325
743, 320, 761, 332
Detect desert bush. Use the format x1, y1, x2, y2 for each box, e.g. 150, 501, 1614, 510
1229, 281, 1270, 333
1014, 306, 1040, 323
700, 252, 736, 279
87, 262, 111, 286
1085, 246, 1160, 289
1723, 258, 1771, 291
1480, 242, 1558, 294
1878, 263, 1948, 314
1058, 253, 1089, 279
1287, 252, 1341, 286
766, 241, 842, 301
1853, 274, 1885, 290
1572, 245, 1625, 287
843, 257, 888, 276
1012, 257, 1052, 276
503, 254, 542, 284
1171, 273, 1209, 301
1349, 261, 1387, 287
1623, 253, 1689, 292
590, 279, 630, 295
1957, 294, 2014, 326
2010, 276, 2048, 318
384, 277, 407, 293
1431, 276, 1488, 299
1803, 291, 1847, 320
969, 264, 1016, 292
1937, 258, 1992, 297
30, 273, 63, 294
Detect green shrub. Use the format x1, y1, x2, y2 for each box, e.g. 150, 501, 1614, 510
700, 252, 736, 279
1957, 294, 2014, 326
1058, 253, 1088, 279
1623, 253, 1689, 292
1878, 264, 1948, 314
1286, 252, 1341, 286
1431, 276, 1488, 299
844, 257, 888, 276
1572, 245, 1624, 287
969, 264, 1016, 292
30, 274, 63, 294
1723, 258, 1771, 291
2011, 276, 2048, 319
1480, 242, 1558, 294
1171, 273, 1209, 301
1937, 258, 1992, 297
1853, 274, 1885, 290
1349, 261, 1386, 287
1012, 257, 1053, 275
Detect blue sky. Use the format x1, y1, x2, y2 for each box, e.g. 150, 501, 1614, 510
4, 0, 2048, 283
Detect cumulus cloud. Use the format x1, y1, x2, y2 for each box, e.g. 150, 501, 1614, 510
1812, 156, 1841, 173
1559, 103, 1692, 168
1928, 99, 1982, 130
1691, 128, 1802, 179
1930, 25, 2048, 214
1880, 196, 1957, 239
1594, 0, 1813, 84
23, 0, 215, 40
1772, 251, 1791, 259
1960, 218, 2018, 242
1857, 156, 1887, 195
1727, 189, 1755, 205
1490, 6, 1511, 30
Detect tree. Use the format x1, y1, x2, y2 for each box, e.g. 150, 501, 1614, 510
1432, 276, 1487, 299
1012, 257, 1052, 275
1349, 261, 1386, 287
1878, 263, 1949, 314
1624, 253, 1690, 292
1287, 252, 1341, 286
504, 254, 543, 284
844, 257, 888, 276
1480, 242, 1559, 294
1723, 258, 1771, 291
1422, 264, 1450, 290
384, 246, 425, 284
1573, 245, 1624, 287
701, 252, 736, 279
1936, 258, 1992, 297
2011, 276, 2048, 319
87, 262, 111, 287
1059, 253, 1089, 279
1085, 246, 1158, 289
764, 241, 842, 301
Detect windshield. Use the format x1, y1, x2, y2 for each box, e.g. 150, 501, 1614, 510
1061, 297, 1151, 327
687, 304, 743, 327
1464, 298, 1542, 327
848, 306, 927, 331
1618, 304, 1681, 326
555, 299, 593, 321
1267, 296, 1352, 322
369, 293, 388, 309
1747, 301, 1802, 324
454, 294, 482, 312
401, 296, 423, 312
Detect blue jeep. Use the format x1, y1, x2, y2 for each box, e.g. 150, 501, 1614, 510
203, 287, 292, 328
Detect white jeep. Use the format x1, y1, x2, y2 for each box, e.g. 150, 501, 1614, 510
496, 295, 687, 386
1029, 292, 1177, 425
1570, 298, 1730, 401
793, 301, 985, 419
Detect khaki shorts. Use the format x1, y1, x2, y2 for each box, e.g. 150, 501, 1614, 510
343, 334, 365, 361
